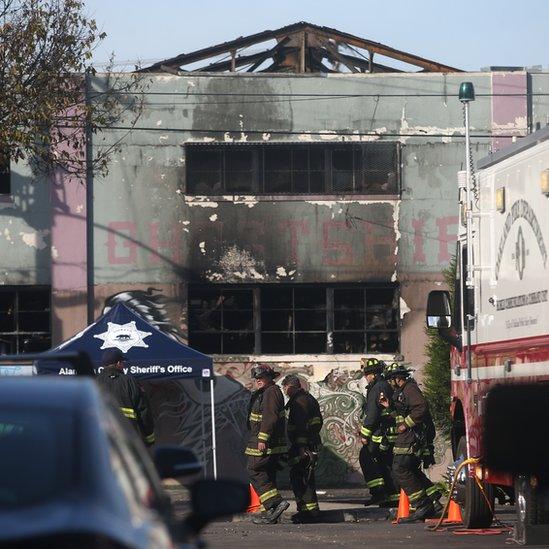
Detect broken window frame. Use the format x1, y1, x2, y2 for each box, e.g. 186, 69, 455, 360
188, 287, 255, 354
188, 283, 400, 355
0, 286, 51, 354
0, 151, 10, 195
185, 143, 400, 196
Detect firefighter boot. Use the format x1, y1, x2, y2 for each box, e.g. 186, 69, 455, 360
252, 500, 290, 524
291, 510, 321, 524
398, 498, 435, 523
363, 489, 387, 507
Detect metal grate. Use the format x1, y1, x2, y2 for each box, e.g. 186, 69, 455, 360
0, 287, 51, 354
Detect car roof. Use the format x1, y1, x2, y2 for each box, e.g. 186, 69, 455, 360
0, 376, 100, 412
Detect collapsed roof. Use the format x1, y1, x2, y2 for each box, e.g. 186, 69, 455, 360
141, 21, 461, 74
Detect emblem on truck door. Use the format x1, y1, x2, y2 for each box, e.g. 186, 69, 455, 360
513, 226, 528, 280
495, 199, 547, 280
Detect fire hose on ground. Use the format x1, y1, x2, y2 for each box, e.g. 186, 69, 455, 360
428, 456, 512, 536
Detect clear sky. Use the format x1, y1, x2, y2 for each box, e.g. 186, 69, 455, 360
86, 0, 548, 72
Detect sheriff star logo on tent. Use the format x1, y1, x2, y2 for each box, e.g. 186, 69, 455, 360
94, 321, 152, 353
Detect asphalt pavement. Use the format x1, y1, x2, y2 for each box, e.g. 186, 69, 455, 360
168, 486, 523, 548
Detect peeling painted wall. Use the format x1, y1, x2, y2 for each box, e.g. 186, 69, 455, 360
0, 161, 51, 285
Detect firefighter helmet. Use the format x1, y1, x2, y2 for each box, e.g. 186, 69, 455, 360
361, 357, 385, 375
384, 363, 413, 380
251, 364, 280, 379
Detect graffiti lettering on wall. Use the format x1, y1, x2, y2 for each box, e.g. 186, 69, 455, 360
411, 215, 458, 264
105, 215, 458, 269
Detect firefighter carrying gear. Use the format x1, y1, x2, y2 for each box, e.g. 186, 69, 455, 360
96, 365, 155, 446
246, 382, 287, 512
385, 372, 441, 516
359, 361, 399, 505
286, 387, 323, 517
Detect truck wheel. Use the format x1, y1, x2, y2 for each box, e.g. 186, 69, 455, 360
455, 437, 494, 528
514, 475, 549, 544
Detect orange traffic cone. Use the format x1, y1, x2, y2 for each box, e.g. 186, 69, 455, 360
393, 489, 410, 523
443, 499, 463, 524
246, 484, 262, 513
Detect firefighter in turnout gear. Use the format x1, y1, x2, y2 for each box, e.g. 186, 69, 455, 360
359, 358, 399, 507
245, 364, 289, 524
282, 374, 323, 524
380, 364, 442, 522
96, 349, 155, 446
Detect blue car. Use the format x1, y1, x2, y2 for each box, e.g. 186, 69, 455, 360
0, 376, 247, 548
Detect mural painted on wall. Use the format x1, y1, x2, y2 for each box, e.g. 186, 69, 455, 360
105, 288, 450, 485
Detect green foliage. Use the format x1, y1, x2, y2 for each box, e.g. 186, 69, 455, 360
0, 0, 145, 176
423, 255, 456, 439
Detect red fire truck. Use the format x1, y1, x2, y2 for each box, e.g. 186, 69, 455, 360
426, 125, 549, 534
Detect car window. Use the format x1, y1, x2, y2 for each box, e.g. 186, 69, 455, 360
0, 409, 73, 508
107, 433, 140, 512
105, 404, 164, 512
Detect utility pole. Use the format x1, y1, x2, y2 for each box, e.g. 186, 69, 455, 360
85, 68, 95, 325
459, 81, 475, 382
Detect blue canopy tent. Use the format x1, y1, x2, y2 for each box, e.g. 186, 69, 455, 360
35, 303, 218, 477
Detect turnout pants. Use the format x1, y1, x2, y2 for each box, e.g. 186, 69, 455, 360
392, 454, 440, 506
247, 454, 284, 511
289, 449, 319, 514
359, 443, 399, 502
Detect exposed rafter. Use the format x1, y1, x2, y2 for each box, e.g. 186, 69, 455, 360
140, 21, 461, 74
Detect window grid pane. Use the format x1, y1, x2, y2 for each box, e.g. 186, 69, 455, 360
186, 144, 399, 196
189, 285, 399, 355
0, 288, 51, 354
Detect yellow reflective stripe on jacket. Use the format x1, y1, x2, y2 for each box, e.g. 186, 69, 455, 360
120, 407, 137, 419
245, 445, 287, 456
307, 417, 322, 426
394, 445, 419, 456
395, 415, 405, 424
257, 431, 270, 442
144, 433, 155, 444
249, 412, 263, 422
404, 415, 416, 428
371, 435, 383, 444
303, 502, 319, 511
360, 426, 372, 437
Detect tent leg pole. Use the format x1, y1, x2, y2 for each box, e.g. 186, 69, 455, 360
200, 379, 206, 479
210, 377, 217, 480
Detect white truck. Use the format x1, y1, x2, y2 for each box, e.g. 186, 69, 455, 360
426, 125, 549, 540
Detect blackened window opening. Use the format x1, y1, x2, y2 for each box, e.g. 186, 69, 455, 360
0, 287, 51, 354
188, 287, 255, 354
189, 284, 399, 355
186, 143, 399, 195
0, 152, 10, 195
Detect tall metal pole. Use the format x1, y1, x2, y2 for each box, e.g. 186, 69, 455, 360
210, 377, 218, 479
464, 100, 473, 382
459, 81, 475, 383
85, 68, 95, 325
464, 100, 474, 290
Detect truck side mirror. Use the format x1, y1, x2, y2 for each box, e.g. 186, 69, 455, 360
426, 290, 452, 329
